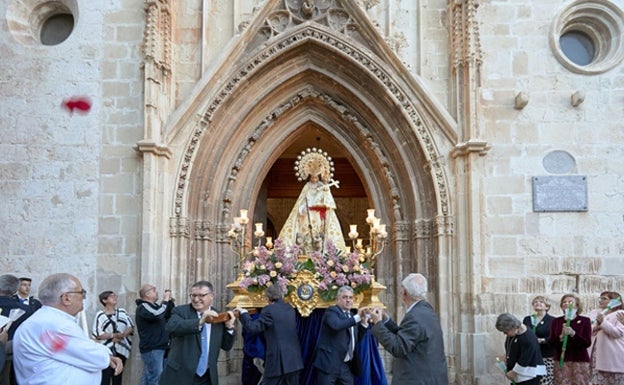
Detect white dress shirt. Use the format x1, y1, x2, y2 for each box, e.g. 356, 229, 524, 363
13, 306, 112, 385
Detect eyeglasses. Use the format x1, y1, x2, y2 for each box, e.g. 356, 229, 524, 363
63, 289, 87, 297
190, 293, 212, 299
598, 296, 610, 301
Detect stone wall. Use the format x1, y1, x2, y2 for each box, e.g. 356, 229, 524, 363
2, 0, 624, 384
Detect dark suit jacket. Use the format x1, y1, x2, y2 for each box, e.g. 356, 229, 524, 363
159, 304, 235, 385
313, 305, 364, 376
0, 296, 33, 339
239, 300, 303, 378
11, 295, 42, 312
371, 300, 448, 385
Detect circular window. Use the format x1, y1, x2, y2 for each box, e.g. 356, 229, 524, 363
40, 13, 74, 45
550, 0, 624, 74
560, 31, 595, 66
6, 0, 77, 46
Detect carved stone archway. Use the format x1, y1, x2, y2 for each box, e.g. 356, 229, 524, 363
143, 0, 458, 378
168, 24, 454, 322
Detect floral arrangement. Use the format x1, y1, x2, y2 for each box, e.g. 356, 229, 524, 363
307, 241, 372, 302
238, 239, 372, 302
238, 239, 298, 295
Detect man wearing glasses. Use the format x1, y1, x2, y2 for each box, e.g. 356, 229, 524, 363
159, 281, 236, 385
135, 284, 175, 385
12, 273, 123, 385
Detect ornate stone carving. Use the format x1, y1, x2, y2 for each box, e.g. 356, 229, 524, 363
450, 0, 483, 71
355, 0, 380, 11
253, 0, 360, 44
143, 0, 171, 73
169, 216, 190, 238
385, 32, 408, 56
194, 220, 212, 241
175, 26, 449, 221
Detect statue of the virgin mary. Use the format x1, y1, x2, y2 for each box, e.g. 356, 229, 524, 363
278, 148, 346, 254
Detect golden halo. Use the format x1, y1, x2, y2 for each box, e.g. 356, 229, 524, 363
294, 147, 335, 183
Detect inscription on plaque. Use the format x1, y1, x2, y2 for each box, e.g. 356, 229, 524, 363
532, 176, 588, 212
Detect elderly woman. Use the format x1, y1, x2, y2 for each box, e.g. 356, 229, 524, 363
523, 296, 554, 385
548, 293, 592, 385
590, 291, 624, 385
496, 313, 546, 385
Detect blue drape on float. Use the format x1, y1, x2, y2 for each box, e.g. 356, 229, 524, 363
241, 309, 388, 385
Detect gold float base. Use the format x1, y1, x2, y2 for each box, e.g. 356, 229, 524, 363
227, 272, 386, 317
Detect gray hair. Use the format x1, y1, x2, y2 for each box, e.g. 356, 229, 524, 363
337, 285, 354, 297
495, 313, 522, 333
265, 285, 284, 302
38, 273, 79, 306
0, 274, 19, 296
402, 273, 427, 299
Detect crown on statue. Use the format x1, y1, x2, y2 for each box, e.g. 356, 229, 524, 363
294, 147, 335, 183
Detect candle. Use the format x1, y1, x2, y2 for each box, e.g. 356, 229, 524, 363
372, 217, 381, 230
265, 236, 273, 248
378, 225, 388, 239
346, 246, 351, 253
366, 209, 376, 223
348, 224, 358, 239
233, 217, 241, 229
239, 209, 249, 224
254, 223, 264, 238
356, 239, 363, 249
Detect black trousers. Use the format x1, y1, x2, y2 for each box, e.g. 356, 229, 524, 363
262, 370, 301, 385
100, 354, 127, 385
316, 362, 353, 385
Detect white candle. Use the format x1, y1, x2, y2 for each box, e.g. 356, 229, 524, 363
240, 209, 249, 225
348, 224, 358, 239
265, 236, 273, 248
356, 239, 363, 248
366, 209, 376, 223
254, 223, 264, 238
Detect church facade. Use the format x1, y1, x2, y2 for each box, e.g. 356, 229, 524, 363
2, 0, 624, 383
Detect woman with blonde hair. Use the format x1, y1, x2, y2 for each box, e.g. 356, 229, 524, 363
523, 296, 554, 385
549, 293, 592, 385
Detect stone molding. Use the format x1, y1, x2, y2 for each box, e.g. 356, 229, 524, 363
143, 0, 171, 73
173, 25, 450, 221
450, 0, 483, 71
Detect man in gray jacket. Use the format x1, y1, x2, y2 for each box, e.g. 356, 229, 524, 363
370, 273, 448, 385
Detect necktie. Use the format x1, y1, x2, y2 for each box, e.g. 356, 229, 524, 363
196, 323, 209, 376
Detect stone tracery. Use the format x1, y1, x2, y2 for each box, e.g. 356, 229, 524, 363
174, 25, 450, 220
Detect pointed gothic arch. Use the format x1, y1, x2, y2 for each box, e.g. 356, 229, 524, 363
160, 23, 456, 318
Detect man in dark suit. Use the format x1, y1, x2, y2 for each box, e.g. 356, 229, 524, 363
159, 281, 236, 385
370, 273, 449, 385
0, 274, 33, 385
236, 285, 303, 385
12, 278, 42, 312
313, 286, 369, 385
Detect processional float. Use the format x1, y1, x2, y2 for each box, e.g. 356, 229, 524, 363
226, 147, 387, 315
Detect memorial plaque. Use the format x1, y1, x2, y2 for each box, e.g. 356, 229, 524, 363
532, 176, 588, 212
